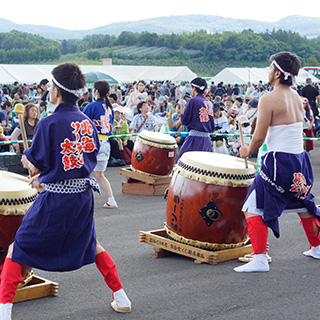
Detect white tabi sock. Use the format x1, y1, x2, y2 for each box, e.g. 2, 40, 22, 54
303, 245, 320, 259
111, 288, 132, 313
108, 197, 117, 207
234, 254, 270, 273
0, 303, 13, 320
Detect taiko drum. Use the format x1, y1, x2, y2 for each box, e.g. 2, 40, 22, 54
131, 130, 178, 176
0, 171, 38, 265
165, 152, 256, 251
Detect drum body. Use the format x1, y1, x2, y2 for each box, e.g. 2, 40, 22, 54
131, 130, 177, 176
0, 171, 38, 265
165, 152, 256, 250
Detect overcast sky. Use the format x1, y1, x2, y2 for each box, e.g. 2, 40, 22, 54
1, 0, 320, 30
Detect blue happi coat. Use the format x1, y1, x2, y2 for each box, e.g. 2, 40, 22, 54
12, 102, 100, 271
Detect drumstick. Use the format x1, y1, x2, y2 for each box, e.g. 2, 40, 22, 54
18, 114, 32, 177
239, 125, 248, 168
235, 158, 261, 168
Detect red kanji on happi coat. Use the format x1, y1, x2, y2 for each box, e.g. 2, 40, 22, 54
60, 119, 96, 171
199, 100, 214, 123
289, 172, 311, 200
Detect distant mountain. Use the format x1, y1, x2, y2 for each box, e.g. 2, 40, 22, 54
0, 15, 320, 40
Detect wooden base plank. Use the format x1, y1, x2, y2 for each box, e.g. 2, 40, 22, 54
120, 168, 171, 185
122, 181, 168, 196
139, 229, 253, 265
13, 275, 58, 303
121, 168, 170, 196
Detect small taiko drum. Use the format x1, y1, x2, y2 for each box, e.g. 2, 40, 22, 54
131, 130, 178, 176
165, 152, 256, 251
0, 171, 38, 265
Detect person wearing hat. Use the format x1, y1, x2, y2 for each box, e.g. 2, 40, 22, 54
110, 106, 134, 164
10, 103, 25, 133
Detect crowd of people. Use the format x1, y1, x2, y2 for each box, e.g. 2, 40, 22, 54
1, 75, 320, 158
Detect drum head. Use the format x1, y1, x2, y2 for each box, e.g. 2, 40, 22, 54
138, 130, 177, 149
0, 171, 38, 215
176, 151, 256, 187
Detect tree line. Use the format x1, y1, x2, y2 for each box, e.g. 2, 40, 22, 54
0, 29, 319, 75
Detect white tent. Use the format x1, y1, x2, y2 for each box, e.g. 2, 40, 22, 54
210, 67, 319, 85
0, 64, 197, 85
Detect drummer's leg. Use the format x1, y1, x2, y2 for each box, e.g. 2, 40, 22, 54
298, 212, 320, 259
95, 241, 131, 313
0, 243, 24, 320
234, 212, 269, 273
94, 170, 118, 209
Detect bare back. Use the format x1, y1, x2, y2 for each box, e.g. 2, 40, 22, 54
262, 86, 304, 126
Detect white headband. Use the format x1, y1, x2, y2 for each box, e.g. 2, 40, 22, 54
272, 60, 296, 84
191, 83, 205, 91
52, 75, 87, 97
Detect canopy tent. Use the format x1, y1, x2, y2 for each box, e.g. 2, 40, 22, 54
210, 67, 319, 85
0, 64, 197, 85
84, 71, 119, 88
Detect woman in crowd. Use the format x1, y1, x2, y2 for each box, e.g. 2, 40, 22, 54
11, 103, 39, 153
124, 80, 147, 122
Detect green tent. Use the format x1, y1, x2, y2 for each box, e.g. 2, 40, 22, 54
84, 71, 119, 88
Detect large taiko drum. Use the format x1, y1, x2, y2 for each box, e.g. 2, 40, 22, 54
165, 152, 256, 251
131, 130, 178, 176
0, 171, 38, 265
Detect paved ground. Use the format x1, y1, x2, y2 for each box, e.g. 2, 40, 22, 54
11, 145, 320, 320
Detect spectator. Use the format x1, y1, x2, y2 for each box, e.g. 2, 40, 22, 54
302, 97, 314, 153
0, 101, 12, 135
11, 103, 40, 153
110, 107, 134, 164
40, 78, 57, 116
39, 101, 48, 119
129, 101, 158, 134
168, 101, 188, 148
10, 103, 25, 133
123, 80, 147, 122
245, 97, 259, 131
0, 126, 10, 152
111, 84, 122, 104
77, 91, 90, 111
301, 78, 320, 128
10, 81, 23, 99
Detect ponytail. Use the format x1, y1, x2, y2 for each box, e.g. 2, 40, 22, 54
94, 80, 113, 110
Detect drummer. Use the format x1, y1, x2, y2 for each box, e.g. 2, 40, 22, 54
0, 63, 131, 319
168, 77, 215, 163
234, 51, 320, 273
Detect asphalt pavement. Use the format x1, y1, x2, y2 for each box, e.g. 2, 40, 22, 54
12, 145, 320, 320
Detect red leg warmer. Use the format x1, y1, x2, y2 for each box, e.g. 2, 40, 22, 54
0, 258, 24, 304
95, 251, 122, 293
246, 215, 268, 254
300, 217, 320, 247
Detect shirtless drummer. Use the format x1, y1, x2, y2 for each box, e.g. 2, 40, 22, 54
234, 51, 320, 273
